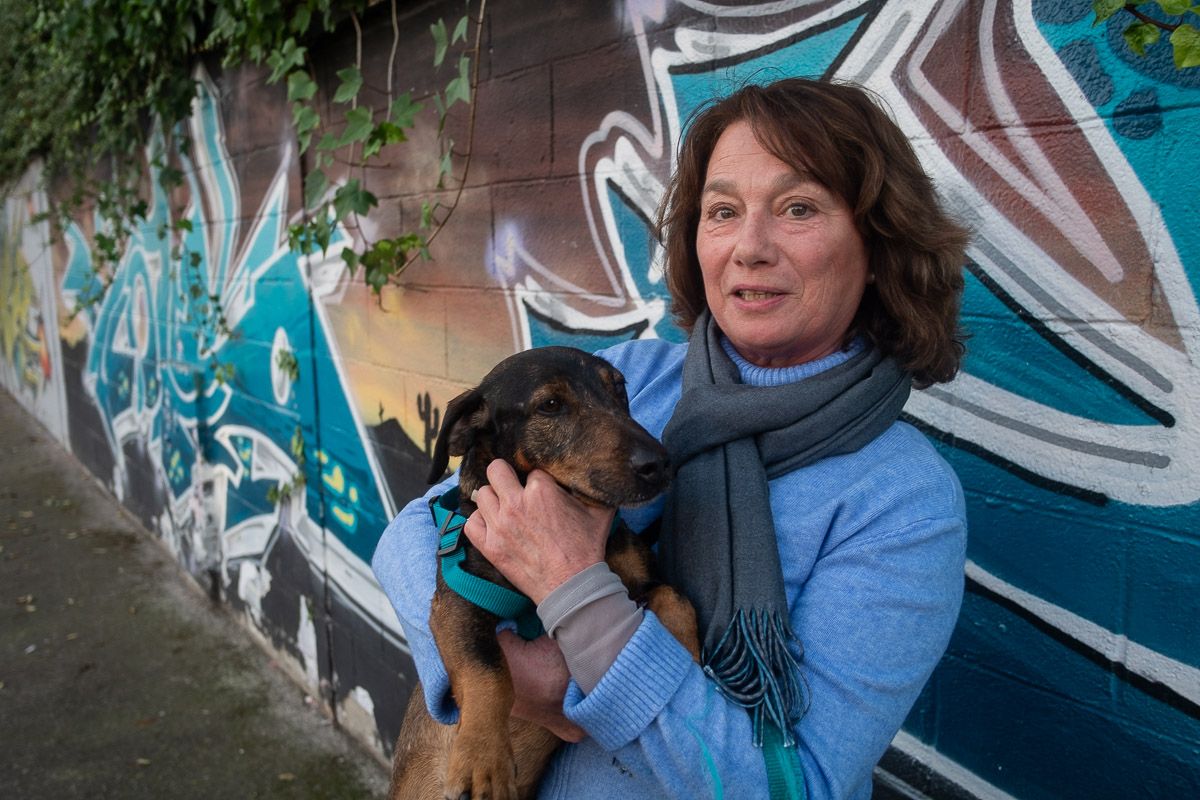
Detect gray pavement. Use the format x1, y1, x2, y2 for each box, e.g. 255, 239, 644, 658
0, 389, 390, 799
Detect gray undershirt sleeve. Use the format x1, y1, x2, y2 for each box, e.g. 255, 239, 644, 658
536, 562, 643, 693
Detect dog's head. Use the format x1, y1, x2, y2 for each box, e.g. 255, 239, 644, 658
428, 347, 669, 508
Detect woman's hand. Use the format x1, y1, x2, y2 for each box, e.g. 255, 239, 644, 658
464, 460, 614, 604
499, 631, 585, 742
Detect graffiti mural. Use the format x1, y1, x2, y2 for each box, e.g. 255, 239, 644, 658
2, 1, 1197, 797
50, 68, 409, 746
1, 167, 66, 439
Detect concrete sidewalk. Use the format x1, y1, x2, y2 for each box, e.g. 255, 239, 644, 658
0, 389, 389, 799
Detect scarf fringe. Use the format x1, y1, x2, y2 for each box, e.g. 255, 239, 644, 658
702, 607, 809, 748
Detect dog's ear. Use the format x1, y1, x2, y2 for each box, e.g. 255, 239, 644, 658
427, 387, 490, 483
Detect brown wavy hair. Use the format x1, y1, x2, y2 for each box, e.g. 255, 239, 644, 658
656, 78, 969, 387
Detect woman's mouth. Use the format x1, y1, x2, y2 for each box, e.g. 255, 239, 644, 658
734, 290, 781, 301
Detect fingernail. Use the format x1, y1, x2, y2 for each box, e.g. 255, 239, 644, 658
469, 489, 479, 503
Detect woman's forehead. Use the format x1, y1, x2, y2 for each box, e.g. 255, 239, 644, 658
703, 124, 824, 192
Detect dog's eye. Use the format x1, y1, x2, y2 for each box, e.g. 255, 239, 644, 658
536, 398, 565, 416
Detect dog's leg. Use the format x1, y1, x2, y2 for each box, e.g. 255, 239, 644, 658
642, 584, 701, 662
430, 586, 521, 800
605, 528, 701, 663
390, 684, 454, 800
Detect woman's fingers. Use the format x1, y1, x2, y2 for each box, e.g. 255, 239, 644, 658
461, 461, 612, 604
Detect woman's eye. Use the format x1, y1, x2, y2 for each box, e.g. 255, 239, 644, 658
536, 398, 564, 415
706, 205, 735, 221
786, 203, 811, 218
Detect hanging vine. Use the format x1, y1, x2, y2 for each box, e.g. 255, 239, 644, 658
285, 0, 488, 294
1093, 1, 1200, 65
0, 0, 485, 314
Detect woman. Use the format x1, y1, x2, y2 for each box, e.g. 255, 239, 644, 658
373, 77, 969, 799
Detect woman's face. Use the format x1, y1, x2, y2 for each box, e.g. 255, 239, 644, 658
696, 120, 869, 368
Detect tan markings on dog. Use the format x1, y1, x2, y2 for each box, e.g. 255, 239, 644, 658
605, 539, 653, 590
511, 448, 535, 475
644, 584, 702, 662
427, 589, 524, 800
442, 664, 517, 800
390, 684, 558, 800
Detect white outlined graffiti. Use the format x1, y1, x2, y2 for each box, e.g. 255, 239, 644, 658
64, 68, 408, 671
850, 0, 1200, 509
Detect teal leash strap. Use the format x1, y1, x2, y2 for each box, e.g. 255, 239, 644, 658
430, 489, 544, 640
761, 723, 806, 800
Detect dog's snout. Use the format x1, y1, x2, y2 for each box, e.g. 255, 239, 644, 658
630, 443, 669, 489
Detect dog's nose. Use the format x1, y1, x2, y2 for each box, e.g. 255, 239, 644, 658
630, 444, 669, 489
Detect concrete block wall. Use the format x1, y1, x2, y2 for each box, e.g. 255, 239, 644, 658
1, 1, 1197, 796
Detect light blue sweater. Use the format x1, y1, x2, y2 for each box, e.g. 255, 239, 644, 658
371, 338, 966, 799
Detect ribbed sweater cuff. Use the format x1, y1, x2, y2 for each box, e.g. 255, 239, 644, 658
562, 610, 693, 751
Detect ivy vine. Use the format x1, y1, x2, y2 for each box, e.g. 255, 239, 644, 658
0, 0, 485, 509
0, 0, 483, 309
1094, 0, 1200, 65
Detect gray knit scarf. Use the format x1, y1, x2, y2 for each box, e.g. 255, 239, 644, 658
658, 310, 912, 747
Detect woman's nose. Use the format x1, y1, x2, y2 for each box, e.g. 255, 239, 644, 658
731, 211, 775, 267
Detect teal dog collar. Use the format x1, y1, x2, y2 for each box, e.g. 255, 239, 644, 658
429, 487, 544, 640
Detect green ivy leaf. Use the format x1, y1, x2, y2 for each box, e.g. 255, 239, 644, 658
313, 215, 333, 253
290, 425, 305, 460
287, 223, 308, 253
333, 179, 378, 220
1092, 0, 1126, 24
452, 15, 469, 44
158, 165, 184, 189
420, 201, 435, 228
290, 6, 312, 35
1157, 0, 1193, 15
287, 70, 317, 103
364, 121, 407, 158
1171, 22, 1200, 66
444, 55, 472, 107
343, 248, 360, 277
431, 18, 449, 67
304, 169, 328, 209
336, 107, 374, 148
389, 93, 423, 128
267, 39, 306, 84
1124, 20, 1161, 55
333, 66, 363, 104
292, 104, 320, 152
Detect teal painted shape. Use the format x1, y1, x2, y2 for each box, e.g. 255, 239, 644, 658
908, 588, 1200, 799
526, 310, 644, 353
604, 183, 684, 344
932, 436, 1199, 672
671, 16, 866, 134
81, 81, 393, 565
60, 223, 105, 315
959, 269, 1162, 425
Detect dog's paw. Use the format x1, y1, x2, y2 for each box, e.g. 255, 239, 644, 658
443, 731, 519, 800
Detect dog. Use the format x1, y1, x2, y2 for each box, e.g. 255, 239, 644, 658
388, 346, 699, 800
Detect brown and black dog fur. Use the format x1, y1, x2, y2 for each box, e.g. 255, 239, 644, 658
388, 346, 699, 800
